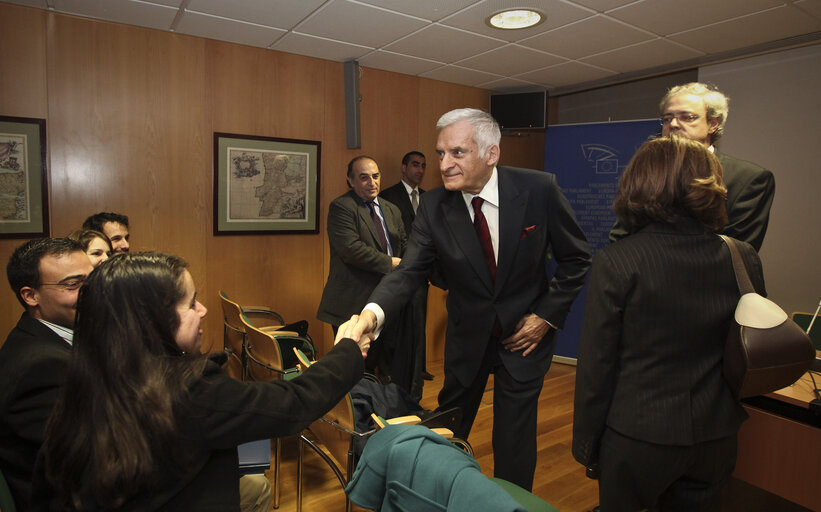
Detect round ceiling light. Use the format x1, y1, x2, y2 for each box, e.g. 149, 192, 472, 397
487, 9, 544, 30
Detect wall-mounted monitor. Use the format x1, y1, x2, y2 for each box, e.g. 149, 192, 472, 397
490, 91, 547, 130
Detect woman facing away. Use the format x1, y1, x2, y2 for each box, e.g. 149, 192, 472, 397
572, 135, 766, 511
33, 252, 368, 511
67, 229, 112, 268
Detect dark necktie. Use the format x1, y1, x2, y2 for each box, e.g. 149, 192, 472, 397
410, 189, 418, 214
366, 201, 389, 253
471, 196, 496, 282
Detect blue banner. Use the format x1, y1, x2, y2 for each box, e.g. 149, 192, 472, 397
546, 120, 660, 359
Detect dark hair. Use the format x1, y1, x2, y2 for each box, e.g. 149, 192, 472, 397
82, 212, 129, 232
67, 229, 113, 254
42, 252, 206, 509
614, 135, 728, 231
6, 238, 84, 307
401, 151, 425, 166
346, 155, 375, 184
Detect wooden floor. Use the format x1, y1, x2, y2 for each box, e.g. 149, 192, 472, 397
264, 359, 599, 512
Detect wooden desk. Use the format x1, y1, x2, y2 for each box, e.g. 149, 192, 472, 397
734, 367, 820, 511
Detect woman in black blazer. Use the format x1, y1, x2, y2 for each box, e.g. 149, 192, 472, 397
33, 252, 368, 511
572, 135, 765, 511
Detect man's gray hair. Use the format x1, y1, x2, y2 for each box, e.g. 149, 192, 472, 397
660, 82, 729, 143
436, 108, 501, 158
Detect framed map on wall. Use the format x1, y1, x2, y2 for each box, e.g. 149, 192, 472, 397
213, 132, 320, 235
0, 116, 49, 238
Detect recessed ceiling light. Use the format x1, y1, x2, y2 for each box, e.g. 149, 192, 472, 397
486, 9, 544, 30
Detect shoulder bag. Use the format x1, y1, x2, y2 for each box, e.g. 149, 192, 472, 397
720, 235, 815, 399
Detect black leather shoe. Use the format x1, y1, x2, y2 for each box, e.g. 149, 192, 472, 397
422, 371, 434, 381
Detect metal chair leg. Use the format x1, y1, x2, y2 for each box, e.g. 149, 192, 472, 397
296, 436, 303, 512
273, 438, 280, 509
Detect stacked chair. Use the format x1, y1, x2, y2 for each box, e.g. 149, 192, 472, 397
291, 349, 469, 512
218, 291, 316, 509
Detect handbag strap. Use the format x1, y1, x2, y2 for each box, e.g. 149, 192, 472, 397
718, 234, 755, 295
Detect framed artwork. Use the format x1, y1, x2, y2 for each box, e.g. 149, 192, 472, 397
0, 116, 49, 238
213, 132, 320, 235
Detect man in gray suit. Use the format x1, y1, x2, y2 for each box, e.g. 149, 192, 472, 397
610, 82, 775, 251
317, 156, 406, 375
348, 109, 591, 490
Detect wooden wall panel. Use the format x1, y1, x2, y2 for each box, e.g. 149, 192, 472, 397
205, 42, 330, 352
0, 4, 48, 333
0, 7, 548, 365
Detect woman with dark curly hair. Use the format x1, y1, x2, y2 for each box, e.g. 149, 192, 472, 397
33, 252, 368, 511
572, 135, 766, 511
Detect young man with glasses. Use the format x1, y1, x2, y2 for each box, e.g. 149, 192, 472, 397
610, 82, 775, 251
0, 238, 93, 509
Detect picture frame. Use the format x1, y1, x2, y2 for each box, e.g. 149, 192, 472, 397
0, 115, 49, 238
213, 132, 320, 235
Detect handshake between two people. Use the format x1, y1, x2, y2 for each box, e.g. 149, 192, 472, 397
334, 310, 378, 358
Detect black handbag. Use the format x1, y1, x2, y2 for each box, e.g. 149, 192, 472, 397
720, 235, 815, 398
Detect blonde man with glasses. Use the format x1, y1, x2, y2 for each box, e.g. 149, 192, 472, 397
0, 238, 93, 509
610, 82, 775, 251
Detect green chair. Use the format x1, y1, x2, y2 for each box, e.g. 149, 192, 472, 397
489, 478, 560, 512
0, 467, 17, 512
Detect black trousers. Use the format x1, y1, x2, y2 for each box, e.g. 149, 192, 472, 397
598, 427, 738, 512
436, 336, 545, 491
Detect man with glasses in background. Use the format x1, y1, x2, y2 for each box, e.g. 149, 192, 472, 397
610, 82, 775, 251
0, 238, 93, 509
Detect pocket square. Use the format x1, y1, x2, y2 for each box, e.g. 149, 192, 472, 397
520, 225, 537, 238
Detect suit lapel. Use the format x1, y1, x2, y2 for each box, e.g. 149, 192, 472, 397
442, 190, 494, 291
352, 192, 382, 248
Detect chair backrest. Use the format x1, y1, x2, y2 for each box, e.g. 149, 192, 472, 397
243, 316, 287, 382
220, 291, 247, 352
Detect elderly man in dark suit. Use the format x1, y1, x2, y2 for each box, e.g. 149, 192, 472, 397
317, 155, 406, 377
348, 108, 592, 490
0, 237, 93, 509
379, 151, 431, 400
610, 82, 775, 251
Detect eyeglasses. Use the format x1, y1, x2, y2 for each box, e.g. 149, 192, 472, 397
39, 278, 86, 291
660, 113, 700, 125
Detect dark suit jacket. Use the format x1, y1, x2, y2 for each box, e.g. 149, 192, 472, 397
610, 151, 775, 251
32, 339, 365, 511
0, 313, 71, 510
379, 181, 424, 236
572, 222, 765, 466
317, 190, 407, 326
369, 166, 591, 385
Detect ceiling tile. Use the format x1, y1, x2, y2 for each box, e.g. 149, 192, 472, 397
440, 0, 594, 43
478, 76, 543, 92
271, 32, 373, 62
581, 38, 703, 73
515, 61, 615, 88
519, 14, 654, 59
456, 44, 566, 76
383, 23, 504, 63
568, 0, 638, 12
185, 0, 325, 29
52, 0, 178, 30
176, 11, 285, 47
669, 6, 821, 54
608, 0, 785, 35
356, 0, 476, 21
358, 50, 444, 76
420, 65, 503, 87
296, 0, 427, 48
